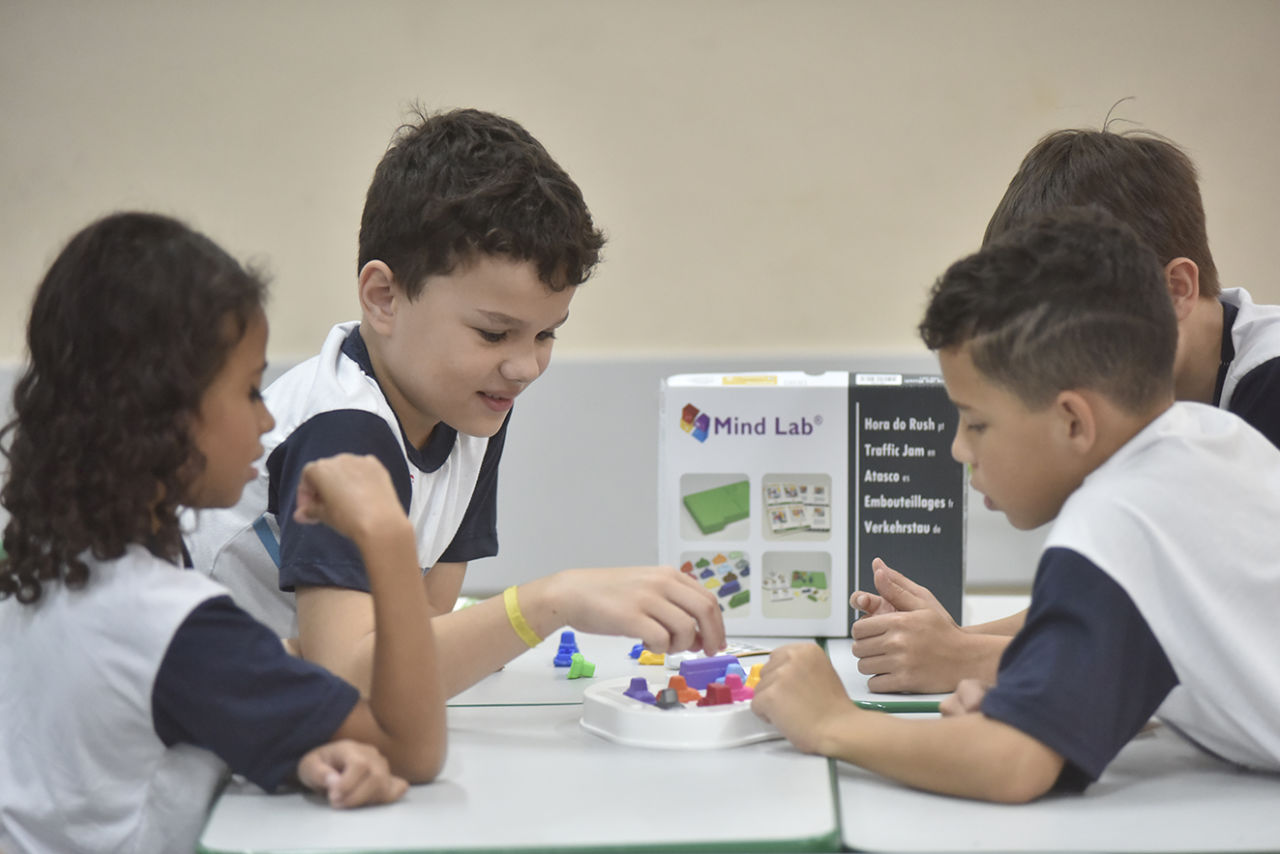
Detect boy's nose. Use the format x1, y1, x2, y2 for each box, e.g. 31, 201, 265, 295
500, 347, 541, 385
949, 431, 970, 464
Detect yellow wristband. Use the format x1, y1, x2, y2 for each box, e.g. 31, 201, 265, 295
503, 586, 543, 648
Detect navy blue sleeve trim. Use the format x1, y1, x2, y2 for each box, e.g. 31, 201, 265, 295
152, 595, 360, 791
267, 409, 413, 593
1227, 356, 1280, 451
437, 411, 508, 564
981, 548, 1178, 790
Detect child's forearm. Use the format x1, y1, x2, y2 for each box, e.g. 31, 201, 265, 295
819, 708, 1063, 803
356, 516, 447, 780
962, 609, 1027, 637
430, 574, 565, 698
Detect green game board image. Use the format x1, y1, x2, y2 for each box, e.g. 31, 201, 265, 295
682, 479, 750, 534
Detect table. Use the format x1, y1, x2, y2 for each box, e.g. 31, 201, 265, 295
199, 600, 1280, 853
824, 606, 1280, 853
199, 634, 839, 854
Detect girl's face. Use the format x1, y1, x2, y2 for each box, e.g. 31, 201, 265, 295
186, 310, 275, 508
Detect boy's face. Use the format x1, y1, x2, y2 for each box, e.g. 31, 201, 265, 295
939, 345, 1081, 531
377, 255, 573, 444
187, 310, 275, 508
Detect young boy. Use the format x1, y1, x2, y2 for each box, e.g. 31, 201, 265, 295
189, 108, 724, 697
751, 207, 1280, 802
851, 127, 1280, 694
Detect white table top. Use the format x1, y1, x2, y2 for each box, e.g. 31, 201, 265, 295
199, 703, 837, 853
825, 605, 1280, 853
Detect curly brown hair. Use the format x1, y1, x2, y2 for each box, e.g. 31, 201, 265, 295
358, 106, 606, 297
0, 212, 267, 604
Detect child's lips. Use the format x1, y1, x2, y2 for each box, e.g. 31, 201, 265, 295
479, 391, 516, 412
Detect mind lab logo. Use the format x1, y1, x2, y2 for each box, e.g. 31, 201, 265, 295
680, 403, 821, 442
680, 403, 712, 442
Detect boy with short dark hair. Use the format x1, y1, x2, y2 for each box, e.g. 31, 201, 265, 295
752, 207, 1280, 802
851, 127, 1280, 694
191, 108, 724, 698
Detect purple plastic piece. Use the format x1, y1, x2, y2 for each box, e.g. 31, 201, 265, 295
717, 580, 741, 597
677, 655, 740, 690
628, 642, 645, 659
623, 676, 656, 704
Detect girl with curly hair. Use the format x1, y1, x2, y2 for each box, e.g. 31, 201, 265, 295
0, 212, 446, 854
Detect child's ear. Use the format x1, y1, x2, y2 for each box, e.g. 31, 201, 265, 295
1164, 257, 1201, 322
1053, 390, 1097, 452
358, 261, 399, 336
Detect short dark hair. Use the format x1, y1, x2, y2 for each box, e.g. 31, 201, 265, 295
1, 212, 268, 604
983, 128, 1219, 297
358, 107, 605, 297
921, 206, 1177, 413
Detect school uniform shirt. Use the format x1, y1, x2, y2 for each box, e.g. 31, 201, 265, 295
1216, 287, 1280, 449
187, 322, 505, 637
0, 545, 359, 854
981, 402, 1280, 790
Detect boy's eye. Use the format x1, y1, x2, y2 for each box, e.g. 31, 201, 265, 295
249, 387, 263, 402
536, 330, 558, 342
966, 422, 987, 434
476, 329, 507, 343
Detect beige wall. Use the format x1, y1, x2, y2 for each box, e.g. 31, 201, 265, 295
3, 0, 1279, 365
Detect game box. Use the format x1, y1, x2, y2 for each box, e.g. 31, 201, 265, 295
658, 371, 966, 637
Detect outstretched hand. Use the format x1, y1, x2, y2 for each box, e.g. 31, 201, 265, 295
296, 739, 408, 808
546, 566, 727, 656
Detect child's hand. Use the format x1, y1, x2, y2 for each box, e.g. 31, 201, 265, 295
292, 454, 408, 543
941, 679, 991, 716
547, 566, 727, 656
296, 739, 408, 808
751, 642, 855, 755
849, 558, 966, 693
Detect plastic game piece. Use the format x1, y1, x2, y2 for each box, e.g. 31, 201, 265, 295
663, 650, 696, 670
703, 578, 719, 590
666, 675, 702, 703
553, 630, 580, 667
699, 568, 714, 579
637, 650, 665, 666
723, 661, 747, 682
722, 571, 737, 582
568, 652, 596, 679
695, 557, 711, 568
724, 674, 753, 701
623, 676, 656, 704
655, 688, 683, 709
711, 553, 727, 564
697, 683, 733, 706
746, 664, 763, 690
728, 590, 750, 609
629, 642, 645, 659
682, 480, 750, 534
717, 580, 741, 598
678, 654, 739, 690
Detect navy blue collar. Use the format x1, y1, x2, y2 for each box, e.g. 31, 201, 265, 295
1212, 298, 1239, 407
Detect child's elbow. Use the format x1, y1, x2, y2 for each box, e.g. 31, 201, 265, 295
396, 741, 447, 784
984, 748, 1062, 804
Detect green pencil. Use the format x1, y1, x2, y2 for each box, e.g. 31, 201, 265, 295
853, 699, 941, 713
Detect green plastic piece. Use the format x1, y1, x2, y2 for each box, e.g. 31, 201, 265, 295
728, 589, 750, 609
567, 652, 595, 679
682, 480, 750, 534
